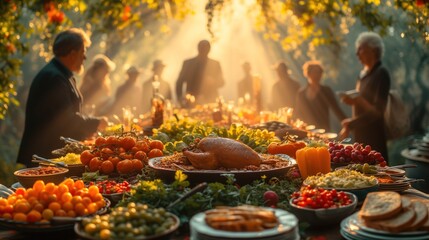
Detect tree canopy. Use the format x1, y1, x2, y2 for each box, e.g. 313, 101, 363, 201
0, 0, 428, 119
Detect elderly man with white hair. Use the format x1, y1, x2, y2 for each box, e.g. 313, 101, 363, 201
339, 32, 391, 164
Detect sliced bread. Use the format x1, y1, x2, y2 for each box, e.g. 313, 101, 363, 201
365, 205, 416, 233
415, 199, 429, 231
360, 191, 402, 221
405, 200, 429, 231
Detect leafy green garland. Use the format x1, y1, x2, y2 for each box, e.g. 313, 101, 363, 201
118, 169, 302, 226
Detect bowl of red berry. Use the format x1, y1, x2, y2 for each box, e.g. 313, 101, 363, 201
289, 186, 357, 226
87, 179, 132, 206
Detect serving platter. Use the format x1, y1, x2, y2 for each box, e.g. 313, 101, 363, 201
148, 154, 297, 186
190, 208, 299, 240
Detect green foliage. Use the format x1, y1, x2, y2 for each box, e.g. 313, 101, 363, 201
152, 118, 279, 154
119, 170, 302, 225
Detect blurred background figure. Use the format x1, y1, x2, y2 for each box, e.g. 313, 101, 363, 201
176, 40, 225, 106
270, 61, 300, 111
295, 60, 346, 131
79, 54, 115, 115
237, 61, 262, 111
142, 60, 172, 114
339, 32, 390, 162
101, 66, 143, 118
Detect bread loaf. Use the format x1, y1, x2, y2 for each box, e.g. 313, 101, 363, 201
360, 191, 402, 221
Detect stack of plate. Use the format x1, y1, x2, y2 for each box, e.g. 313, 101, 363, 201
190, 208, 299, 240
377, 181, 411, 192
341, 212, 429, 240
411, 134, 429, 158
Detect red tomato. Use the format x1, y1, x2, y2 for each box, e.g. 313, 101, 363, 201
94, 137, 106, 147
149, 140, 164, 151
148, 149, 163, 159
133, 151, 147, 161
88, 157, 102, 172
131, 159, 144, 172
120, 136, 136, 150
100, 160, 114, 174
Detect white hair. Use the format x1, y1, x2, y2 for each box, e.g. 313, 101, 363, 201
355, 32, 385, 59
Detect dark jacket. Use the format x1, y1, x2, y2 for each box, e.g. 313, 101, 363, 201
271, 78, 300, 110
296, 85, 346, 131
349, 61, 390, 160
176, 56, 224, 104
17, 58, 100, 167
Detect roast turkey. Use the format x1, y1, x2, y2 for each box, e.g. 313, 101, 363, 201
183, 137, 262, 170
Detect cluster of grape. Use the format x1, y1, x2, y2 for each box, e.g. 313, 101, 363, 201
328, 142, 387, 167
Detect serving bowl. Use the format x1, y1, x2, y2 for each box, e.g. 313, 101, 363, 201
14, 166, 69, 188
289, 192, 358, 226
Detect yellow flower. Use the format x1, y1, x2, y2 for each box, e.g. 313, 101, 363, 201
175, 170, 188, 182
261, 175, 267, 180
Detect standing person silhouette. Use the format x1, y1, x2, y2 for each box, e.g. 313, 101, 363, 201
176, 40, 225, 106
339, 32, 391, 162
79, 54, 115, 115
17, 28, 108, 167
270, 61, 300, 111
295, 60, 346, 131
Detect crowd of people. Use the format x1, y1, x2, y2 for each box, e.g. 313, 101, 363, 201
17, 27, 392, 166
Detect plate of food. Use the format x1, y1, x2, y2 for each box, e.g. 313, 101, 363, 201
149, 153, 296, 186
190, 205, 298, 240
0, 198, 110, 233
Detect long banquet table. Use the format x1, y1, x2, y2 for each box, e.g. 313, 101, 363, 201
0, 189, 428, 240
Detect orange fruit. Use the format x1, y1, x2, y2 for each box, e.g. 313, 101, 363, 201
82, 197, 92, 207
87, 202, 98, 214
61, 192, 73, 203
71, 196, 82, 205
2, 213, 12, 220
44, 183, 56, 193
0, 198, 8, 206
33, 180, 45, 193
13, 212, 27, 222
48, 202, 61, 212
88, 186, 99, 197
27, 210, 42, 223
55, 209, 67, 217
14, 200, 31, 213
74, 203, 86, 216
62, 201, 74, 212
42, 209, 54, 221
32, 203, 44, 213
15, 188, 27, 197
66, 210, 76, 218
74, 180, 85, 190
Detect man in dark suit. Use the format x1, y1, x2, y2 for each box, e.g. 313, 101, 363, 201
176, 40, 225, 106
17, 28, 108, 167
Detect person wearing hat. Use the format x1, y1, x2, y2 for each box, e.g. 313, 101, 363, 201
141, 59, 172, 113
270, 61, 301, 111
17, 28, 108, 167
100, 65, 143, 117
79, 53, 116, 115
